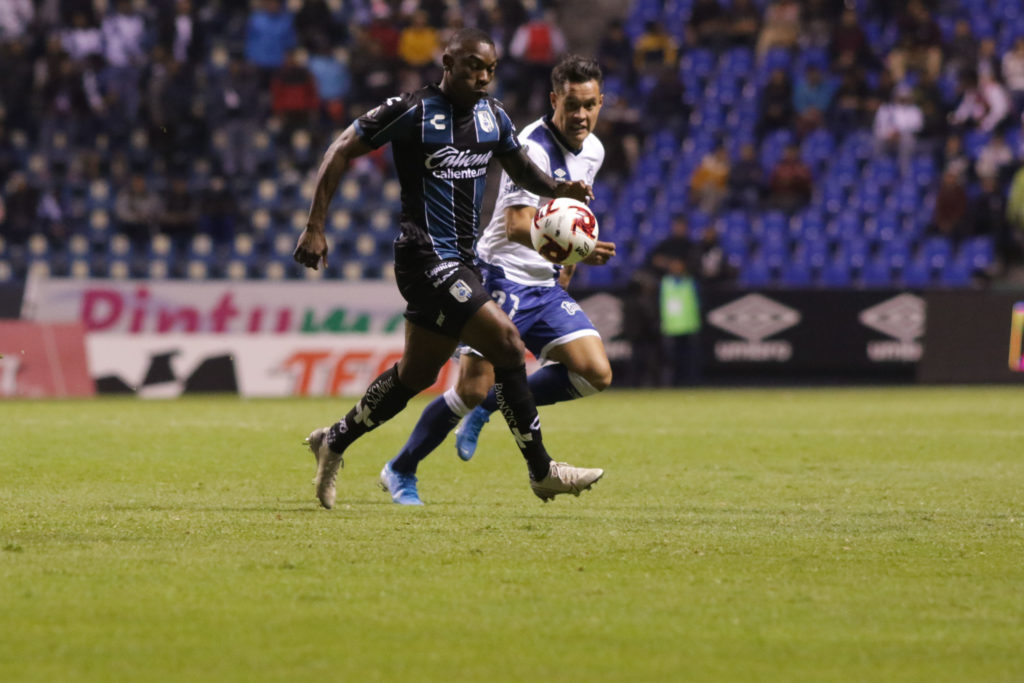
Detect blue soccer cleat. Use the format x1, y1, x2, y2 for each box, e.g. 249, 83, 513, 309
454, 406, 490, 461
379, 463, 424, 505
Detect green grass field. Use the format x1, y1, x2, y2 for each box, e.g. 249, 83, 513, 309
2, 387, 1023, 682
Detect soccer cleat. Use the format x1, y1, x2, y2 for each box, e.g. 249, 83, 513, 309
305, 427, 344, 509
454, 406, 490, 461
529, 461, 604, 502
379, 463, 424, 506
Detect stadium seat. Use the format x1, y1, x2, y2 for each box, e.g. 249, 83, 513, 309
859, 258, 893, 288
738, 258, 773, 288
900, 258, 933, 289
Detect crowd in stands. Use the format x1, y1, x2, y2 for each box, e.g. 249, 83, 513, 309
2, 0, 1024, 287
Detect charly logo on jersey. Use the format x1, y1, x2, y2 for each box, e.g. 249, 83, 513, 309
859, 293, 924, 362
708, 294, 800, 362
476, 108, 495, 133
424, 146, 491, 180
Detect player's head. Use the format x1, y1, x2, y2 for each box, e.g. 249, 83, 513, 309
441, 28, 497, 108
549, 54, 603, 150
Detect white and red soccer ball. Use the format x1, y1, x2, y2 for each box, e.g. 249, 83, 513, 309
530, 198, 599, 266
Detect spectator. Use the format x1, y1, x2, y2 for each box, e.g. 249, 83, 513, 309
727, 142, 765, 209
597, 95, 642, 182
727, 0, 761, 49
940, 134, 970, 179
872, 83, 923, 169
975, 130, 1015, 183
348, 27, 397, 112
831, 65, 870, 134
649, 217, 702, 385
159, 177, 199, 245
756, 0, 801, 60
758, 68, 794, 139
969, 176, 1007, 248
831, 8, 872, 70
689, 225, 737, 286
949, 70, 1011, 134
509, 9, 566, 110
643, 66, 689, 138
887, 0, 943, 82
158, 0, 202, 65
690, 143, 731, 214
60, 11, 103, 62
943, 18, 976, 83
198, 175, 239, 244
929, 170, 969, 243
687, 0, 726, 52
113, 172, 162, 243
244, 0, 296, 75
802, 0, 838, 50
2, 173, 39, 245
0, 0, 33, 44
270, 48, 319, 138
793, 64, 836, 138
768, 144, 813, 213
597, 19, 633, 80
633, 20, 677, 77
308, 40, 350, 126
145, 48, 198, 166
1001, 37, 1024, 114
294, 0, 339, 52
1005, 166, 1024, 264
397, 10, 440, 78
976, 37, 999, 82
207, 54, 262, 177
101, 0, 146, 121
365, 12, 401, 61
1, 39, 37, 131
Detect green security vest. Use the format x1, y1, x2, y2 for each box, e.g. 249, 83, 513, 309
660, 275, 701, 336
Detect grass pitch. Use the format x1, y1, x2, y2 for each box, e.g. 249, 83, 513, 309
2, 387, 1023, 682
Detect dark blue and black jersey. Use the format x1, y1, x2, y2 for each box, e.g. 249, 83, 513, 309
354, 84, 521, 264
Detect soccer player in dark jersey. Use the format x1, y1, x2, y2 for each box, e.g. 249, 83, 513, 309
292, 28, 604, 508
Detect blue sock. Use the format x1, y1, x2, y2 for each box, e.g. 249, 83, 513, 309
479, 364, 581, 413
389, 395, 460, 474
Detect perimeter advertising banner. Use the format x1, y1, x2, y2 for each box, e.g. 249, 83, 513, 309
21, 277, 408, 335
918, 291, 1024, 383
699, 290, 923, 378
84, 334, 460, 398
0, 321, 95, 398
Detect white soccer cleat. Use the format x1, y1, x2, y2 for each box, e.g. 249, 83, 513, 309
305, 427, 344, 509
529, 461, 604, 502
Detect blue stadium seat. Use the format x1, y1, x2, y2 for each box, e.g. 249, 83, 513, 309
900, 258, 933, 289
859, 258, 893, 288
818, 260, 853, 288
738, 258, 773, 288
940, 258, 973, 287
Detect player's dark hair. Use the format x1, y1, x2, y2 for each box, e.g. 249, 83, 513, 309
445, 27, 494, 53
551, 54, 603, 92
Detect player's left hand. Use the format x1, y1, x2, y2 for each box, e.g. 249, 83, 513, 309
583, 240, 616, 266
555, 180, 594, 204
293, 228, 329, 270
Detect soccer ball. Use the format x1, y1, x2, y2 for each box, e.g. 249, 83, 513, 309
530, 198, 599, 266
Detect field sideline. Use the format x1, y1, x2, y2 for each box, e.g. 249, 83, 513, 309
2, 387, 1023, 682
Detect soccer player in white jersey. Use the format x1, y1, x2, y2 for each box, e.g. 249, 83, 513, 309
379, 54, 616, 504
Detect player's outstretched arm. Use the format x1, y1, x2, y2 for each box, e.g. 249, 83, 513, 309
294, 125, 374, 270
497, 148, 593, 204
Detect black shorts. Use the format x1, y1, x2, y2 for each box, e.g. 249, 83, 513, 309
394, 251, 492, 338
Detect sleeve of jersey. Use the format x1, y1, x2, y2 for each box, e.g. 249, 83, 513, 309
493, 103, 522, 155
353, 94, 418, 149
499, 140, 546, 209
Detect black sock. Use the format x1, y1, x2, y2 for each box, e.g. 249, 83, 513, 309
327, 364, 417, 453
492, 364, 551, 481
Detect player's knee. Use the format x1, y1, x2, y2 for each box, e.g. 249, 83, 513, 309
396, 363, 440, 392
486, 324, 526, 368
455, 373, 490, 408
581, 363, 613, 392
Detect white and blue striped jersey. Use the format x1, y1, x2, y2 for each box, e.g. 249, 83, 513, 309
476, 115, 604, 286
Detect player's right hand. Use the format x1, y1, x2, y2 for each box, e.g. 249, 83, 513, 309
293, 228, 329, 270
583, 240, 616, 266
555, 180, 594, 204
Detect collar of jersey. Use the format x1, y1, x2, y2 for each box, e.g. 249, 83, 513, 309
542, 114, 583, 155
428, 82, 483, 112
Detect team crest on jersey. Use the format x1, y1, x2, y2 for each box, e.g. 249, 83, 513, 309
476, 108, 496, 133
561, 301, 582, 316
449, 279, 472, 302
